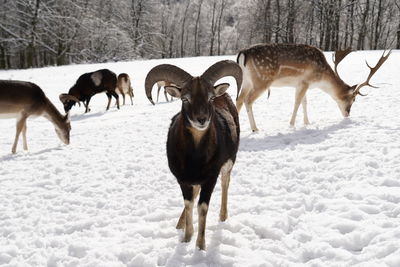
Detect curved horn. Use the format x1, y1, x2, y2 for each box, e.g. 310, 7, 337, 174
145, 64, 192, 105
59, 93, 81, 107
201, 60, 243, 100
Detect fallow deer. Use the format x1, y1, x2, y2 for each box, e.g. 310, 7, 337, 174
0, 80, 71, 153
156, 81, 174, 103
116, 73, 134, 105
236, 44, 391, 132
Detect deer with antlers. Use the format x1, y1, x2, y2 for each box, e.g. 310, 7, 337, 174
236, 44, 391, 132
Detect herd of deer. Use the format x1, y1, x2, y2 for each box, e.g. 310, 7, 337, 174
0, 44, 391, 250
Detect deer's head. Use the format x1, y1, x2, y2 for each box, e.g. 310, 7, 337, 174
333, 48, 391, 117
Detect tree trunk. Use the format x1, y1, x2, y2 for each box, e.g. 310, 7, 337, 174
357, 0, 370, 50
275, 0, 281, 42
209, 0, 217, 56
373, 0, 382, 49
263, 0, 272, 43
286, 0, 295, 43
349, 0, 355, 48
194, 0, 204, 56
217, 0, 226, 55
333, 0, 341, 50
180, 1, 190, 57
27, 0, 40, 68
306, 2, 315, 45
319, 3, 325, 48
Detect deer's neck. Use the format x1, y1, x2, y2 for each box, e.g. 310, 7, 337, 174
319, 71, 350, 100
43, 98, 65, 129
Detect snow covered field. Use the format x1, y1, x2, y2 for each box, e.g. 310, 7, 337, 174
0, 51, 400, 267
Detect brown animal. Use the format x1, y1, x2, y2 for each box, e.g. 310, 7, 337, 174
236, 44, 390, 131
0, 80, 71, 153
116, 73, 134, 105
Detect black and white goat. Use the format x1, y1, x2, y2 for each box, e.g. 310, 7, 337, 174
145, 60, 242, 250
59, 69, 119, 113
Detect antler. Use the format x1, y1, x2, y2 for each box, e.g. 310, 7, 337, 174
332, 47, 352, 77
354, 50, 391, 96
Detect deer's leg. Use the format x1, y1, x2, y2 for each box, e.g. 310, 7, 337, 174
196, 178, 217, 250
220, 159, 233, 222
177, 185, 200, 230
236, 83, 251, 112
302, 94, 310, 125
129, 90, 134, 105
22, 121, 28, 151
164, 89, 170, 102
12, 115, 27, 154
156, 85, 162, 103
290, 84, 308, 126
122, 93, 126, 106
244, 82, 271, 132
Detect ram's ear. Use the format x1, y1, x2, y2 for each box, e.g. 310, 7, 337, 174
214, 83, 230, 97
165, 86, 181, 98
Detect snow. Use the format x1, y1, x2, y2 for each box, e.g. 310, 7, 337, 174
0, 51, 400, 266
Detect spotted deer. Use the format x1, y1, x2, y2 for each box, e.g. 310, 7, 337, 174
236, 44, 391, 132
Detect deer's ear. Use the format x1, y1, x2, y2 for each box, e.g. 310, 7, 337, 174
214, 83, 230, 97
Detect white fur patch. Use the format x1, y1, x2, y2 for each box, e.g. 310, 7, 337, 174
237, 53, 245, 66
278, 65, 304, 75
91, 72, 103, 87
221, 159, 233, 175
188, 118, 210, 131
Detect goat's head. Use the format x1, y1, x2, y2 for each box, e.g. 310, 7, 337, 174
59, 93, 81, 113
145, 60, 242, 130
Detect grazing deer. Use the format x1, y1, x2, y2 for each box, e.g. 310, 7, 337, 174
0, 80, 71, 153
116, 73, 134, 105
236, 44, 391, 132
156, 81, 174, 103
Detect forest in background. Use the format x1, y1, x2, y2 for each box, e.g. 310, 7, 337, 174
0, 0, 399, 69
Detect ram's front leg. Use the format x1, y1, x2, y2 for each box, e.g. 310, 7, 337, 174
196, 178, 217, 250
178, 184, 200, 242
177, 185, 200, 230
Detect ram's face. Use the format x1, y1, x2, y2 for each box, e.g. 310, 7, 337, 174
165, 77, 229, 131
